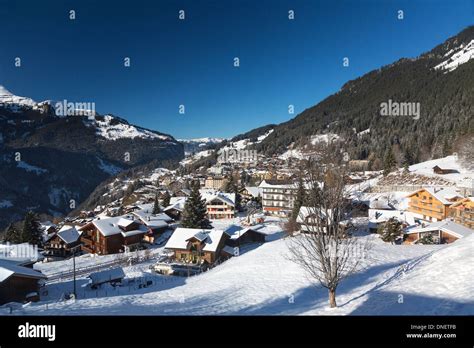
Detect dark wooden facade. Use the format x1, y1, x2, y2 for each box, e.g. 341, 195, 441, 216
0, 274, 44, 305
44, 234, 80, 258
79, 223, 145, 255
226, 230, 266, 247
171, 234, 230, 265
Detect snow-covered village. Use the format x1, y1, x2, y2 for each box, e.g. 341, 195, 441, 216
0, 0, 473, 346
1, 144, 473, 316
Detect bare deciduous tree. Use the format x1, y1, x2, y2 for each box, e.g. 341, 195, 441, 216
288, 154, 370, 308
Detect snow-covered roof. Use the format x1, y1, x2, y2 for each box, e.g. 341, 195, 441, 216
244, 186, 263, 197
164, 197, 187, 212
259, 180, 296, 189
165, 228, 227, 253
0, 260, 46, 282
368, 209, 417, 226
165, 228, 213, 250
88, 267, 125, 285
405, 220, 474, 238
200, 190, 235, 207
223, 224, 266, 240
202, 230, 226, 252
132, 210, 173, 224
90, 216, 147, 237
57, 225, 81, 244
117, 217, 136, 229
408, 187, 464, 205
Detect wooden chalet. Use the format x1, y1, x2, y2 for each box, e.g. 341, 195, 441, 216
79, 216, 148, 255
407, 188, 464, 222
222, 225, 266, 247
404, 220, 473, 244
164, 228, 230, 265
0, 260, 46, 304
44, 225, 81, 258
449, 198, 474, 229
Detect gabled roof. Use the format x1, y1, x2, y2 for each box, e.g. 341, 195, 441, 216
405, 220, 474, 238
164, 197, 187, 212
244, 186, 263, 197
57, 225, 81, 244
132, 209, 173, 225
87, 216, 147, 237
0, 260, 46, 282
165, 228, 227, 253
165, 228, 214, 250
223, 224, 266, 240
200, 190, 236, 206
407, 187, 464, 205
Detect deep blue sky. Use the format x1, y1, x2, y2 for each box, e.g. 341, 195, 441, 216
0, 0, 472, 139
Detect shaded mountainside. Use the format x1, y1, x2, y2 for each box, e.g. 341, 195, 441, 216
251, 26, 474, 163
0, 107, 184, 229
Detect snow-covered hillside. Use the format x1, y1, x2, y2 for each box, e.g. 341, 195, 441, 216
408, 155, 474, 188
0, 85, 36, 109
435, 39, 474, 72
10, 226, 473, 315
90, 115, 172, 141
179, 137, 225, 144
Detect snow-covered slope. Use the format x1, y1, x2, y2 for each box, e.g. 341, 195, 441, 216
179, 137, 225, 144
435, 39, 474, 72
11, 227, 473, 315
408, 155, 474, 188
0, 85, 36, 109
90, 115, 172, 141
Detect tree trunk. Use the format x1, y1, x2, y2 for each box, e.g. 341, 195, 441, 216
329, 288, 337, 308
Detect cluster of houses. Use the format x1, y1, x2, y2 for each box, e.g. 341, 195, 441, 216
366, 187, 474, 244
40, 187, 263, 258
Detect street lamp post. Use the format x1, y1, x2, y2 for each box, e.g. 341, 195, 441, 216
72, 245, 80, 299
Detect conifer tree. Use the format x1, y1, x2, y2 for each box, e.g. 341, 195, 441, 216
152, 192, 161, 214
22, 211, 43, 246
3, 223, 21, 244
383, 149, 397, 176
181, 181, 210, 229
377, 217, 402, 244
291, 175, 307, 222
162, 191, 171, 208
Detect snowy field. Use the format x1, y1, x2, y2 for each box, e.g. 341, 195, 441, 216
408, 155, 474, 188
5, 220, 473, 316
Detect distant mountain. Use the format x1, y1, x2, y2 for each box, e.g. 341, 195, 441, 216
0, 87, 184, 229
241, 26, 474, 165
178, 137, 226, 156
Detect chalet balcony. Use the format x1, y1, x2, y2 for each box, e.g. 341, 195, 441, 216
81, 237, 95, 247
81, 244, 95, 254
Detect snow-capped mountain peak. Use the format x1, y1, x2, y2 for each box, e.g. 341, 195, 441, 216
178, 137, 226, 144
0, 84, 37, 108
87, 114, 173, 141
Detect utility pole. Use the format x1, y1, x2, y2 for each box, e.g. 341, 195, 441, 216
71, 244, 81, 299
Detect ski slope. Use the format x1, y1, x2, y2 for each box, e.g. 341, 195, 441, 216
9, 229, 473, 316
